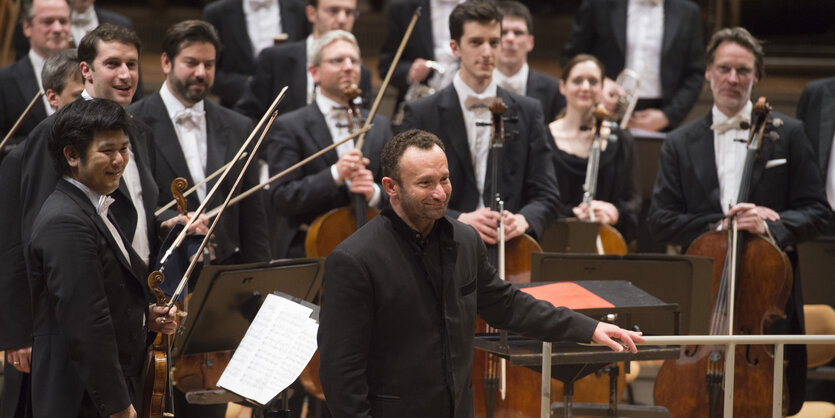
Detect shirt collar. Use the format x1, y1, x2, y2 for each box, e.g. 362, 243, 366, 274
159, 80, 205, 121
712, 100, 752, 130
81, 88, 94, 101
315, 92, 346, 118
453, 71, 498, 111
493, 63, 528, 86
28, 49, 46, 77
63, 175, 111, 214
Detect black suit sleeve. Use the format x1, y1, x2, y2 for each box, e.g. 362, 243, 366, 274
378, 0, 421, 100
764, 123, 831, 248
647, 134, 723, 246
561, 0, 596, 65
29, 212, 132, 416
0, 148, 31, 351
235, 49, 277, 121
204, 5, 251, 108
318, 249, 375, 418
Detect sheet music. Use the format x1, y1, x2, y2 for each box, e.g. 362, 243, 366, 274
217, 293, 319, 405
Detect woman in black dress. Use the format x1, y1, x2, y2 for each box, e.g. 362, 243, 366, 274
546, 54, 641, 242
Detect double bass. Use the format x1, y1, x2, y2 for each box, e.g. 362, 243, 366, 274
654, 97, 793, 417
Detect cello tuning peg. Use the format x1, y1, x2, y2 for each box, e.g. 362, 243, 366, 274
770, 117, 784, 128
766, 131, 780, 142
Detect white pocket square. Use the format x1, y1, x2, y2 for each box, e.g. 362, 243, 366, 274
765, 158, 787, 169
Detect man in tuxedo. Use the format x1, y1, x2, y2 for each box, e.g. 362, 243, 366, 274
797, 76, 835, 233
318, 129, 644, 418
0, 0, 70, 150
562, 0, 704, 131
68, 0, 133, 46
129, 20, 270, 268
1, 25, 204, 418
27, 98, 177, 418
401, 0, 560, 244
204, 0, 309, 107
267, 30, 392, 258
494, 1, 564, 123
379, 0, 464, 108
647, 27, 830, 415
234, 0, 372, 120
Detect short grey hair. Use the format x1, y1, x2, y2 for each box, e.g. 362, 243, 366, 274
308, 30, 360, 67
42, 48, 80, 93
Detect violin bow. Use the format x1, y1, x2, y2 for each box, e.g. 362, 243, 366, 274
0, 90, 44, 154
154, 151, 248, 216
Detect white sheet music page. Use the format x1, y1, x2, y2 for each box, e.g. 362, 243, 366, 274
217, 293, 319, 405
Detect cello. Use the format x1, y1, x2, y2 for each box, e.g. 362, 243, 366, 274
654, 97, 793, 417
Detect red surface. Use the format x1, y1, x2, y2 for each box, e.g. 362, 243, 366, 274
520, 282, 615, 309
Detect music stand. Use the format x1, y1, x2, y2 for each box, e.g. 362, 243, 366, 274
531, 252, 713, 335
169, 258, 324, 416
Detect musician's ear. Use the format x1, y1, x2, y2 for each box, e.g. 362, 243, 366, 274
63, 145, 81, 169
450, 39, 461, 59
161, 52, 173, 76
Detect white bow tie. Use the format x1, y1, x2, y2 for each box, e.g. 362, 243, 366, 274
711, 113, 750, 134
175, 108, 205, 130
636, 0, 662, 6
97, 195, 115, 217
249, 0, 273, 10
72, 9, 95, 26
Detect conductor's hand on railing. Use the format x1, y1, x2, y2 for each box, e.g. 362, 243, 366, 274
591, 322, 645, 354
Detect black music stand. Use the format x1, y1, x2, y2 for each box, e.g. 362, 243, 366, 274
170, 258, 324, 417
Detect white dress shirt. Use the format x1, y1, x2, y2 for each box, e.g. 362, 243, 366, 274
28, 49, 53, 116
243, 0, 282, 58
493, 63, 528, 96
453, 72, 497, 207
64, 176, 131, 266
429, 0, 463, 92
160, 82, 208, 201
306, 35, 316, 105
626, 0, 664, 99
81, 89, 150, 264
70, 5, 99, 48
713, 101, 753, 213
316, 94, 381, 207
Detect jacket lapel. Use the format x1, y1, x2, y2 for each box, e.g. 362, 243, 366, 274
204, 101, 230, 195
661, 0, 683, 55
609, 0, 627, 55
230, 1, 255, 63
439, 87, 477, 193
305, 104, 340, 165
685, 114, 721, 206
146, 91, 197, 197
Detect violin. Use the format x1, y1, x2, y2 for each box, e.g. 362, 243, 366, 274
654, 97, 793, 417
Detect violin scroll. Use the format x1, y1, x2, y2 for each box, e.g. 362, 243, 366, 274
171, 177, 188, 216
147, 271, 168, 306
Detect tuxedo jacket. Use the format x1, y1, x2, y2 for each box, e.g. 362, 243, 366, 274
400, 85, 560, 238
527, 68, 565, 123
204, 0, 309, 107
378, 0, 433, 102
27, 179, 151, 417
234, 40, 372, 121
562, 0, 705, 128
266, 102, 392, 258
648, 111, 830, 250
318, 209, 598, 418
0, 56, 48, 148
128, 90, 271, 264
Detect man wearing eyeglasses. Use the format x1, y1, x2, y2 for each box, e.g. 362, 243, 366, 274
235, 0, 372, 120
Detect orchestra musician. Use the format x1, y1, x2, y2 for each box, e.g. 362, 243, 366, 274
128, 20, 271, 267
494, 0, 565, 123
562, 0, 704, 131
317, 129, 644, 418
267, 29, 392, 258
647, 27, 831, 415
27, 98, 177, 418
41, 48, 85, 112
401, 0, 560, 244
234, 0, 372, 120
378, 0, 463, 109
203, 0, 309, 108
0, 0, 71, 152
546, 54, 641, 242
